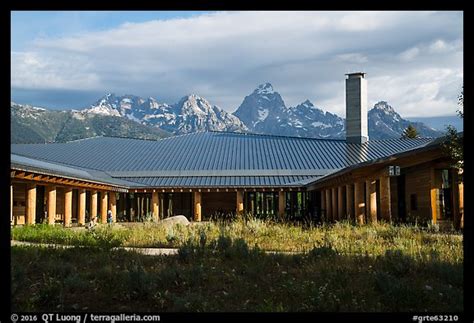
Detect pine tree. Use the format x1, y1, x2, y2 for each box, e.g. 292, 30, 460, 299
401, 124, 419, 139
442, 89, 463, 182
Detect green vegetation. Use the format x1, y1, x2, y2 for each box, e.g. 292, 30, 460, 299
12, 220, 463, 261
12, 236, 462, 312
11, 220, 462, 312
11, 103, 171, 144
442, 89, 463, 181
401, 124, 419, 139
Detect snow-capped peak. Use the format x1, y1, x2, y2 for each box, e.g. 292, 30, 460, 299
178, 94, 214, 115
83, 93, 121, 117
254, 83, 274, 95
373, 101, 395, 113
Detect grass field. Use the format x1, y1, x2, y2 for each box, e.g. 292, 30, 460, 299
11, 220, 463, 312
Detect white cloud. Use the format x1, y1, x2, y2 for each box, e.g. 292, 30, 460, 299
399, 47, 420, 61
11, 11, 463, 117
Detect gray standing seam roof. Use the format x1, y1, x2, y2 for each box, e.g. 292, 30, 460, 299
11, 154, 142, 188
11, 131, 435, 188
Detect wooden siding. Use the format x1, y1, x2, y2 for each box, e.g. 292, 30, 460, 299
13, 183, 26, 225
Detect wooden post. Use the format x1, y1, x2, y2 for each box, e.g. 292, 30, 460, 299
430, 168, 438, 225
278, 191, 286, 219
194, 192, 201, 222
130, 194, 136, 221
78, 189, 86, 225
379, 176, 392, 223
346, 184, 354, 222
26, 183, 36, 225
354, 181, 365, 225
430, 188, 438, 225
325, 189, 331, 222
46, 186, 56, 225
331, 187, 337, 221
101, 191, 108, 224
367, 180, 377, 223
337, 186, 345, 220
109, 192, 117, 222
64, 187, 72, 227
91, 190, 98, 222
321, 190, 326, 221
152, 191, 159, 222
236, 191, 244, 215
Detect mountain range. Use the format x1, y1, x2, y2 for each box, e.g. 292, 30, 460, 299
11, 83, 443, 144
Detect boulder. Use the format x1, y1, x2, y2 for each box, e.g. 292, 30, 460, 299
158, 215, 190, 228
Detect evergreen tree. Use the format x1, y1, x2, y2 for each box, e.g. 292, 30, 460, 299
442, 89, 463, 181
401, 124, 419, 139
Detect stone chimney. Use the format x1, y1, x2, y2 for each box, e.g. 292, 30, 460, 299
345, 72, 368, 144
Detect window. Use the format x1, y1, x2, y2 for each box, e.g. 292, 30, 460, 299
435, 169, 453, 220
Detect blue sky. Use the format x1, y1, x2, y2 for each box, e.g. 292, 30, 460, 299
11, 11, 210, 51
11, 11, 463, 120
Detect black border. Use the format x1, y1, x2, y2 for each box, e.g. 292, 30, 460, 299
4, 2, 471, 323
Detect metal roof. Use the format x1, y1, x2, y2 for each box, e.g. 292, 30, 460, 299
11, 131, 435, 188
121, 175, 320, 188
11, 154, 143, 188
305, 134, 447, 189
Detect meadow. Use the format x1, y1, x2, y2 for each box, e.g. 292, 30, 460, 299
11, 219, 463, 312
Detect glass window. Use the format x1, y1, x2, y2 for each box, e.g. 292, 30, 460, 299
435, 169, 453, 220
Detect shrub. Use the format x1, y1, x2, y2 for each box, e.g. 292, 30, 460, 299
217, 235, 232, 254
178, 239, 198, 262
381, 249, 414, 277
231, 238, 250, 258
308, 246, 338, 258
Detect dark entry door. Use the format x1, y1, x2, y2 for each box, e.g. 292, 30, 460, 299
36, 185, 45, 224
397, 175, 406, 222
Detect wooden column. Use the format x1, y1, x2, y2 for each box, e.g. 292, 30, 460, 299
379, 176, 392, 223
321, 191, 326, 221
354, 181, 365, 225
152, 191, 160, 222
64, 187, 73, 227
278, 191, 286, 219
367, 180, 377, 223
78, 189, 86, 225
430, 188, 438, 225
331, 187, 337, 221
26, 183, 36, 225
346, 184, 354, 222
325, 189, 331, 222
109, 192, 117, 222
91, 190, 98, 221
46, 185, 56, 225
337, 186, 345, 220
130, 195, 136, 221
236, 191, 244, 215
430, 168, 438, 225
101, 191, 108, 223
194, 192, 201, 222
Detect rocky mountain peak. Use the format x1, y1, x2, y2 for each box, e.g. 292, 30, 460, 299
12, 84, 443, 142
373, 101, 396, 113
293, 99, 317, 110
254, 82, 274, 95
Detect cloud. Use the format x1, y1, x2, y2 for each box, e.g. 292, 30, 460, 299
399, 47, 420, 61
11, 11, 463, 117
